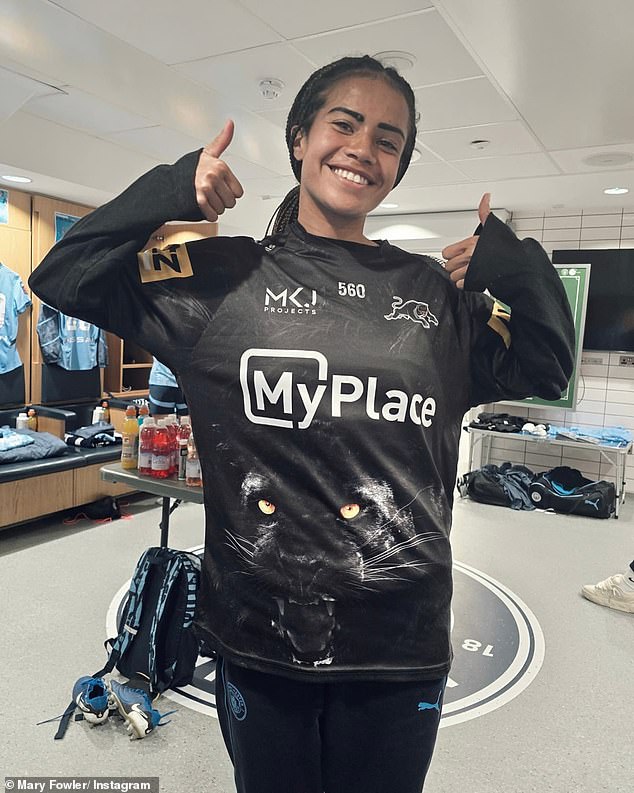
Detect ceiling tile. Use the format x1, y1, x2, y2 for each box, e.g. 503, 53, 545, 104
0, 66, 62, 123
397, 160, 470, 189
242, 175, 298, 201
453, 153, 560, 181
224, 154, 286, 181
48, 0, 282, 64
174, 43, 315, 113
107, 126, 205, 163
292, 10, 482, 88
237, 0, 433, 38
24, 88, 153, 135
411, 144, 441, 165
550, 143, 634, 174
415, 78, 517, 131
434, 0, 634, 150
421, 121, 541, 161
256, 107, 292, 131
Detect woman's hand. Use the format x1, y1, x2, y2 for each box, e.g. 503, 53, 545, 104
442, 193, 491, 289
195, 120, 244, 222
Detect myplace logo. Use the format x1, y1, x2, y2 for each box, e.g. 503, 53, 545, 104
264, 286, 318, 315
239, 348, 437, 429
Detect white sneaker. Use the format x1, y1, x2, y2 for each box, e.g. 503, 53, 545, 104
581, 573, 634, 614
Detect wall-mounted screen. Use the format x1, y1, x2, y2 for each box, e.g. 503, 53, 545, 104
552, 249, 634, 352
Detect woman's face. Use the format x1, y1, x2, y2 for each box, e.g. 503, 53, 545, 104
293, 75, 410, 240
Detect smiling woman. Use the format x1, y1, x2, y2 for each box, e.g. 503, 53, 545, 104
29, 53, 575, 793
291, 76, 409, 241
266, 55, 418, 242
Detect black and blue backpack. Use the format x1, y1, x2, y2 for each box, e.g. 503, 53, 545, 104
53, 546, 201, 738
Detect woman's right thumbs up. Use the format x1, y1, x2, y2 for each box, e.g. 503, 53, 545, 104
195, 120, 244, 222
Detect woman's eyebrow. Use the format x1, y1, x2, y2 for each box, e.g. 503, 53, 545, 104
327, 106, 405, 139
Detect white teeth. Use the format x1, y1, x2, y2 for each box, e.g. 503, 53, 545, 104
332, 167, 369, 185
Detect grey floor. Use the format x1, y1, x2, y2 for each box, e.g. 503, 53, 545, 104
1, 484, 632, 792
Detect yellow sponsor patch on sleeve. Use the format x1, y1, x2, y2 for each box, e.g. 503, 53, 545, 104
487, 300, 512, 348
137, 243, 194, 283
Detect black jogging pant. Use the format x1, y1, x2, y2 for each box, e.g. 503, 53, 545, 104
215, 655, 445, 793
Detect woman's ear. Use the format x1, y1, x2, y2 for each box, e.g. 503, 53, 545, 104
292, 126, 305, 162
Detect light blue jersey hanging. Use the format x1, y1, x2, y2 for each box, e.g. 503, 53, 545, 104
36, 302, 108, 370
0, 262, 32, 374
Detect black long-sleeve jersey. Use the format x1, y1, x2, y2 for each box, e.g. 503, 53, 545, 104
29, 151, 574, 681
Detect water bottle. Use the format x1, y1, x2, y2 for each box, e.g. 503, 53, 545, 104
137, 417, 155, 476
177, 416, 191, 481
166, 415, 178, 476
120, 405, 139, 469
91, 403, 105, 424
151, 419, 171, 479
137, 404, 149, 427
186, 431, 202, 487
15, 412, 29, 430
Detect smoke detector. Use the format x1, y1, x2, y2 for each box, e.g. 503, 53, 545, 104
258, 79, 284, 100
582, 151, 634, 167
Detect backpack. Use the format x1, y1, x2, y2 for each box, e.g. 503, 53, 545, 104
457, 463, 536, 510
53, 546, 201, 739
529, 466, 616, 519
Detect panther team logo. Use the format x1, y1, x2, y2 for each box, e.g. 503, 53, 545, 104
384, 295, 439, 328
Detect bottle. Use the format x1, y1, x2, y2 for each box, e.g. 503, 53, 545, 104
16, 412, 29, 430
101, 400, 110, 423
137, 417, 155, 476
27, 408, 38, 431
91, 403, 105, 424
166, 415, 178, 476
151, 419, 171, 479
137, 403, 149, 427
186, 431, 202, 487
177, 415, 191, 480
120, 405, 139, 469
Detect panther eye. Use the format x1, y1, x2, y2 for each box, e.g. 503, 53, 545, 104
340, 503, 360, 520
258, 499, 276, 515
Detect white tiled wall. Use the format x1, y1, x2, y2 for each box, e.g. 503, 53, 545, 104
470, 207, 634, 492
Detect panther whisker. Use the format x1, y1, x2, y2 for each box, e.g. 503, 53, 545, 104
356, 488, 425, 550
367, 561, 434, 574
225, 531, 256, 560
364, 532, 443, 565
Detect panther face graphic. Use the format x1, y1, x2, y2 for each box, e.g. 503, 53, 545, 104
219, 460, 443, 666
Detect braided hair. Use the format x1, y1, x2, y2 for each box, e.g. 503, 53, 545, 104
266, 55, 417, 236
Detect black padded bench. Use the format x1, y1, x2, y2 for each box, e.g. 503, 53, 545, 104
0, 401, 135, 530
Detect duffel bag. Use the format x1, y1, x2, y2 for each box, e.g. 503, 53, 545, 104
529, 466, 615, 518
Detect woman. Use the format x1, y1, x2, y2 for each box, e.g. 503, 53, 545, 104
30, 55, 574, 792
